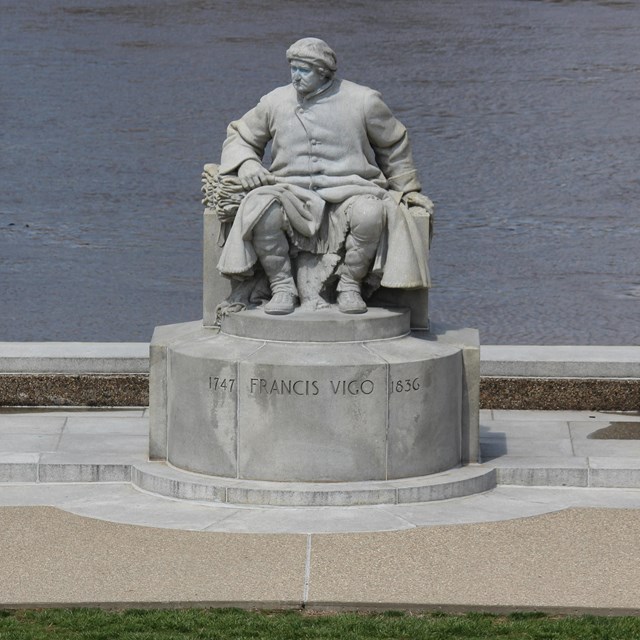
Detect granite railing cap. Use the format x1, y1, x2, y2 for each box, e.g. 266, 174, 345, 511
0, 342, 638, 379
0, 342, 149, 374
481, 345, 640, 379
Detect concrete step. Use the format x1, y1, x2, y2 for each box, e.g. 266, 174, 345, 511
131, 462, 497, 507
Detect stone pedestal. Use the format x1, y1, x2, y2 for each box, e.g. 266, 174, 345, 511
149, 309, 479, 487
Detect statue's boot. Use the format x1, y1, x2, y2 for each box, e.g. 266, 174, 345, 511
337, 198, 385, 314
337, 238, 374, 314
252, 203, 298, 315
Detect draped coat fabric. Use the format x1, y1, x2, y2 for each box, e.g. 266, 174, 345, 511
217, 77, 431, 289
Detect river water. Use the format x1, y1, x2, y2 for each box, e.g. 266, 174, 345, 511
1, 0, 639, 343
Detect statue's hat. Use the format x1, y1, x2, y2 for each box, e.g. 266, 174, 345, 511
286, 38, 337, 72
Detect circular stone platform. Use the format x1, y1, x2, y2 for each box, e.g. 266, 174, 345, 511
221, 306, 410, 342
156, 308, 467, 484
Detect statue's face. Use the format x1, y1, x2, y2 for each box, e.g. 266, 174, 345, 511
290, 61, 327, 97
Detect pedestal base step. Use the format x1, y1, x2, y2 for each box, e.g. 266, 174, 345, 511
132, 462, 496, 507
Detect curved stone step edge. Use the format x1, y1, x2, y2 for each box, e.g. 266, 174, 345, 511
130, 463, 497, 507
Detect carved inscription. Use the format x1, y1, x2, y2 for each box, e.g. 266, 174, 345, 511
250, 378, 320, 396
390, 378, 421, 393
209, 376, 235, 392
329, 379, 375, 395
248, 378, 375, 396
208, 376, 422, 397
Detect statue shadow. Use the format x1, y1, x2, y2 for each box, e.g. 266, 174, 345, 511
478, 428, 507, 462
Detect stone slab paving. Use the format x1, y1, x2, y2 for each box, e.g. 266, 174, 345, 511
1, 408, 640, 610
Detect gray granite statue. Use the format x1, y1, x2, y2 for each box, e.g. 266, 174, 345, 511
213, 37, 433, 316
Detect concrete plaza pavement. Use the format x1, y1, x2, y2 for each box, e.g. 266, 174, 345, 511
1, 407, 640, 612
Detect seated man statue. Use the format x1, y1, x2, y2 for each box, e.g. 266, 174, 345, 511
216, 37, 432, 315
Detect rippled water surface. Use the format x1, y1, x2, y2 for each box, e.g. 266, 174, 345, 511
1, 0, 639, 343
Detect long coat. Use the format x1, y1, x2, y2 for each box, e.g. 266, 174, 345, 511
217, 78, 431, 289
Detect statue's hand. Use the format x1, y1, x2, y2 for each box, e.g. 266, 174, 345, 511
402, 191, 434, 212
237, 160, 276, 190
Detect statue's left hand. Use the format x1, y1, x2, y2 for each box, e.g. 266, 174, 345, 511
402, 191, 433, 211
237, 159, 276, 191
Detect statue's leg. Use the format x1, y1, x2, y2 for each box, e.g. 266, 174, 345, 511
337, 196, 385, 314
251, 199, 298, 315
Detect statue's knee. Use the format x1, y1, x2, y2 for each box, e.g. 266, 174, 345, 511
249, 197, 284, 236
348, 197, 385, 241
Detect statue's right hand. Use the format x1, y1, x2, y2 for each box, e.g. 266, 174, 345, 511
237, 160, 276, 190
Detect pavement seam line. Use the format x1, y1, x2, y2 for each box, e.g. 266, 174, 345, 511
361, 342, 391, 480
237, 340, 268, 479
235, 358, 240, 480
567, 421, 576, 456
377, 505, 417, 529
303, 534, 312, 604
54, 417, 68, 451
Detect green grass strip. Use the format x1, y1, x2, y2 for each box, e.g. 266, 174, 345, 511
1, 608, 640, 640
